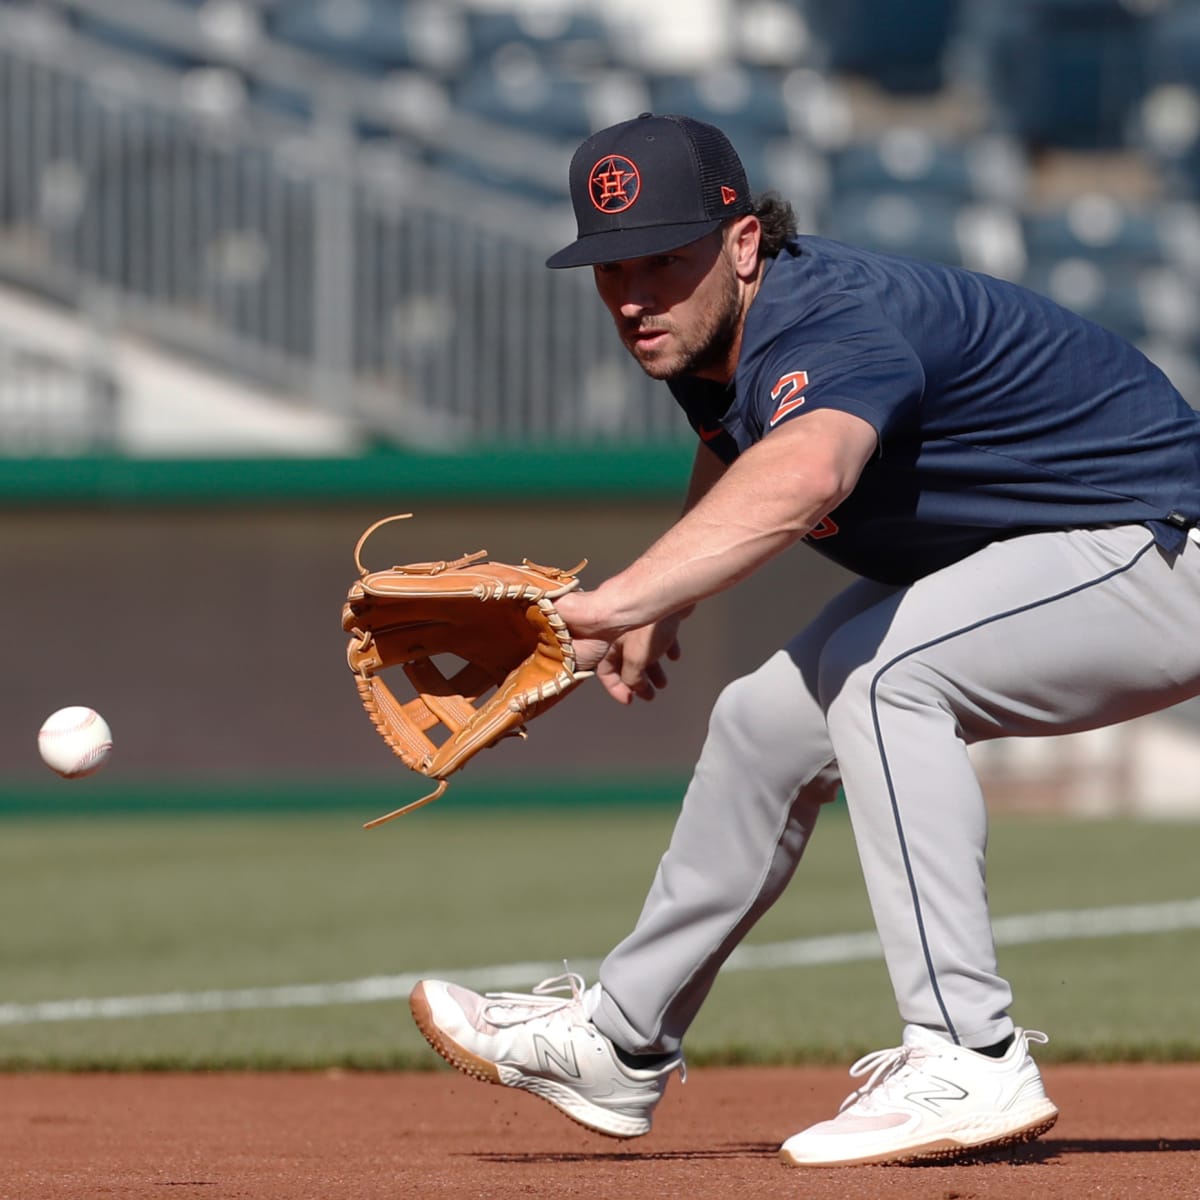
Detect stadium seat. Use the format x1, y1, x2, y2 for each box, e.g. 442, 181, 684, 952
452, 53, 632, 141
828, 128, 1028, 207
1019, 258, 1153, 343
732, 0, 819, 70
1021, 195, 1165, 267
266, 0, 469, 76
429, 147, 567, 209
649, 64, 794, 139
1144, 2, 1200, 91
1139, 5, 1200, 199
967, 0, 1154, 150
1013, 192, 1200, 348
463, 7, 614, 70
798, 0, 961, 94
822, 192, 975, 267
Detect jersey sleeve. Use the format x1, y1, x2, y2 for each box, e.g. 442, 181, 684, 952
741, 293, 925, 447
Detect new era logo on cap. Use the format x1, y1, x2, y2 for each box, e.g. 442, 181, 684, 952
547, 113, 754, 269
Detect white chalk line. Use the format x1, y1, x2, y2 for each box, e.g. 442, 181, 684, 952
3, 897, 1199, 1027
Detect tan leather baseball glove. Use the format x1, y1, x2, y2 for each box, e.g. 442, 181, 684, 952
342, 514, 591, 827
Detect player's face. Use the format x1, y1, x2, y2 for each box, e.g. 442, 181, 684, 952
592, 229, 742, 381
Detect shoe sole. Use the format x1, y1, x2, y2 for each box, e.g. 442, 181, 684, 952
779, 1105, 1059, 1168
408, 983, 646, 1140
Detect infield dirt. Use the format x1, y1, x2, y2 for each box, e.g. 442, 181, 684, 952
3, 1063, 1198, 1198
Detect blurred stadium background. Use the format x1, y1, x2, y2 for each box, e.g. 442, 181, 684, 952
3, 0, 1200, 813
2, 0, 1200, 1072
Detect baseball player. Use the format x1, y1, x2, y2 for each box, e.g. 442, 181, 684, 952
410, 113, 1200, 1166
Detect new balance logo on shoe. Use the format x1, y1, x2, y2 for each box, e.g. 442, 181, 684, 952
534, 1033, 581, 1079
902, 1076, 969, 1113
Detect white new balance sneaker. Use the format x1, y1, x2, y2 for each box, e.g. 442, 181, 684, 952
410, 972, 684, 1138
780, 1025, 1058, 1167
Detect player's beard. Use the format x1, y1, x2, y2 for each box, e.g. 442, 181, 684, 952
622, 256, 741, 381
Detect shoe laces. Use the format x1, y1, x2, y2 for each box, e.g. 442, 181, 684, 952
838, 1028, 1050, 1114
481, 970, 589, 1029
480, 970, 688, 1083
838, 1043, 916, 1113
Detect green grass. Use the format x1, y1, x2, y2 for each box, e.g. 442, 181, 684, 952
1, 806, 1198, 1069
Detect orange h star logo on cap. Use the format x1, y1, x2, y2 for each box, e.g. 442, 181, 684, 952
589, 155, 641, 213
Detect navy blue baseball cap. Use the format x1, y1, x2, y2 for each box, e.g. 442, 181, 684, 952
546, 112, 754, 269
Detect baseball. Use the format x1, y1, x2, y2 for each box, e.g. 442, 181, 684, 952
37, 706, 113, 778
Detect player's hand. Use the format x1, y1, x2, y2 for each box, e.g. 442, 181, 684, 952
555, 592, 687, 703
553, 590, 617, 675
596, 621, 684, 704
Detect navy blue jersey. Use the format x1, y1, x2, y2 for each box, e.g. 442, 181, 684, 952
669, 237, 1200, 585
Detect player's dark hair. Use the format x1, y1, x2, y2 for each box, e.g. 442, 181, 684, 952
753, 192, 798, 258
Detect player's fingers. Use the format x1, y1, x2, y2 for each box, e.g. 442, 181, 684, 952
620, 659, 658, 699
619, 663, 658, 701
665, 638, 682, 661
644, 661, 668, 690
602, 677, 636, 704
597, 653, 636, 705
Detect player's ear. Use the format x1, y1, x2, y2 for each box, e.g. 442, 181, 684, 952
726, 215, 761, 280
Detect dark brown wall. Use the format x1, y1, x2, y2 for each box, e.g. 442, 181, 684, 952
0, 504, 854, 782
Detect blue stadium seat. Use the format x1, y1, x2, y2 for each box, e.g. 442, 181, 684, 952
1021, 196, 1165, 266
266, 0, 469, 76
463, 7, 614, 69
649, 65, 794, 139
1145, 2, 1200, 88
1016, 196, 1200, 352
828, 129, 1027, 207
1013, 193, 1200, 347
799, 0, 961, 94
968, 0, 1154, 150
822, 192, 974, 266
1019, 258, 1152, 342
451, 57, 600, 140
1139, 5, 1200, 199
429, 147, 567, 209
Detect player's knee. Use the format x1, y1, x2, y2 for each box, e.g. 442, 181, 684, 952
707, 673, 775, 750
873, 656, 952, 708
706, 659, 821, 753
704, 669, 839, 799
822, 643, 955, 726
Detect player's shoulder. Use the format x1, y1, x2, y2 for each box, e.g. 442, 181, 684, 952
753, 237, 925, 330
744, 242, 920, 373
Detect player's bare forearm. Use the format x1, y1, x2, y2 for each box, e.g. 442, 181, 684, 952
558, 410, 876, 640
683, 440, 729, 512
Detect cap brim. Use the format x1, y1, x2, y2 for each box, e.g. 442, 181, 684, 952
545, 218, 725, 269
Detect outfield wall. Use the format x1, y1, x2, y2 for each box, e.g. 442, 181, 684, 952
0, 466, 856, 792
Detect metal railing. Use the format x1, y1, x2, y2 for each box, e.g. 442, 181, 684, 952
0, 5, 683, 448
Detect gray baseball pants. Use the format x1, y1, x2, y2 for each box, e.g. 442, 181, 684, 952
591, 524, 1200, 1054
